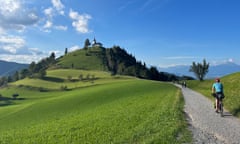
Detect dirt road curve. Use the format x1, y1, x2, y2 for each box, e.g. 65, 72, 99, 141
175, 85, 240, 144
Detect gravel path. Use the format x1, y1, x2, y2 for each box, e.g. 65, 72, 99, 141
175, 85, 240, 144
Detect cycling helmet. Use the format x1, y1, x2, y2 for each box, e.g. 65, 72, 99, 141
215, 78, 220, 82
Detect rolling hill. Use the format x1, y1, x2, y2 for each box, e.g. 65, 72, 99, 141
55, 45, 180, 81
0, 69, 191, 143
57, 46, 145, 75
0, 45, 189, 83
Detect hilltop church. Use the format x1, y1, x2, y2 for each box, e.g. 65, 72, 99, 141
91, 38, 103, 47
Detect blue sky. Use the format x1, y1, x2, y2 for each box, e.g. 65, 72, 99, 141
0, 0, 240, 67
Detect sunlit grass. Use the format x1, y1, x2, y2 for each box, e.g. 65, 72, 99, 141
11, 69, 133, 90
187, 72, 240, 117
0, 78, 191, 143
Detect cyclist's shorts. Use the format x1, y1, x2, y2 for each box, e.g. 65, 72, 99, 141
216, 92, 224, 100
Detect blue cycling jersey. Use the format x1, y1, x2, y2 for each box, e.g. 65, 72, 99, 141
212, 82, 223, 93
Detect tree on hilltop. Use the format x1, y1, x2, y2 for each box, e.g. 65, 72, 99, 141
84, 38, 91, 49
65, 48, 68, 55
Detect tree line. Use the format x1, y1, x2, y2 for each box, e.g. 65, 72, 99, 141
80, 44, 191, 81
0, 52, 56, 87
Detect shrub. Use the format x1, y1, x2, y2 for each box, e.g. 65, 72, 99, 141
60, 85, 68, 91
12, 93, 19, 99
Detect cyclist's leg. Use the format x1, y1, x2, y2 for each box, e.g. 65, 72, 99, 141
215, 98, 219, 112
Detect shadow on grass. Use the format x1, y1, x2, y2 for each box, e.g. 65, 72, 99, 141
0, 97, 26, 107
0, 97, 13, 106
232, 106, 240, 117
42, 76, 64, 82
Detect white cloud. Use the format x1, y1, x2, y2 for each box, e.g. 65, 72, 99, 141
69, 10, 79, 19
0, 47, 64, 64
163, 56, 197, 60
0, 0, 39, 32
0, 27, 5, 34
69, 45, 81, 52
51, 0, 65, 15
43, 21, 68, 31
0, 0, 20, 13
0, 54, 44, 64
0, 35, 25, 54
43, 20, 53, 29
42, 0, 66, 32
158, 63, 189, 68
29, 48, 44, 55
44, 7, 54, 18
210, 58, 236, 66
228, 58, 234, 63
55, 25, 67, 31
69, 9, 92, 33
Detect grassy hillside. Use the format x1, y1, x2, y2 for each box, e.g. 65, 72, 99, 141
0, 69, 191, 143
55, 46, 159, 80
11, 69, 130, 91
57, 47, 108, 71
187, 72, 240, 117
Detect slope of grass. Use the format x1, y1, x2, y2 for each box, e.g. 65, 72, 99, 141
57, 47, 107, 71
187, 72, 240, 117
11, 69, 131, 91
0, 77, 191, 143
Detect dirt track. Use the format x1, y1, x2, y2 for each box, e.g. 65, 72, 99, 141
176, 85, 240, 144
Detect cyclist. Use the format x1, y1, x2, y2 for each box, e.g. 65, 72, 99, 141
212, 78, 224, 113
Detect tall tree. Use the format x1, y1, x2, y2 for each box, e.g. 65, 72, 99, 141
189, 59, 209, 81
48, 52, 56, 65
20, 69, 30, 79
65, 48, 68, 55
13, 71, 20, 81
84, 38, 91, 49
29, 62, 36, 72
50, 52, 55, 61
149, 66, 160, 80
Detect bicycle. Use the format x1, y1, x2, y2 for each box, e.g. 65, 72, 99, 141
214, 93, 224, 117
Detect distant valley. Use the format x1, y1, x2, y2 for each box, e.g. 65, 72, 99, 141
158, 62, 240, 79
0, 60, 28, 76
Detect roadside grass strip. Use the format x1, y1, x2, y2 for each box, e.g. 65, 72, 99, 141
187, 73, 240, 118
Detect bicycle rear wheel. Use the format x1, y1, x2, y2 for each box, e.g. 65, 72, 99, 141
220, 102, 223, 117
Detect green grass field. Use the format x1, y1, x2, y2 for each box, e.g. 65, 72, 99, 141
0, 69, 191, 143
187, 72, 240, 117
57, 47, 107, 71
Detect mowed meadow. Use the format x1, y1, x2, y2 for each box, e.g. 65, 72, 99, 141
0, 69, 191, 144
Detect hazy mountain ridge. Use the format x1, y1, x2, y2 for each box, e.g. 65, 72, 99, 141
158, 62, 240, 78
0, 60, 28, 76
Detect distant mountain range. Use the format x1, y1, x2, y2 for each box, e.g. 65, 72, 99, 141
0, 60, 29, 77
158, 62, 240, 79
